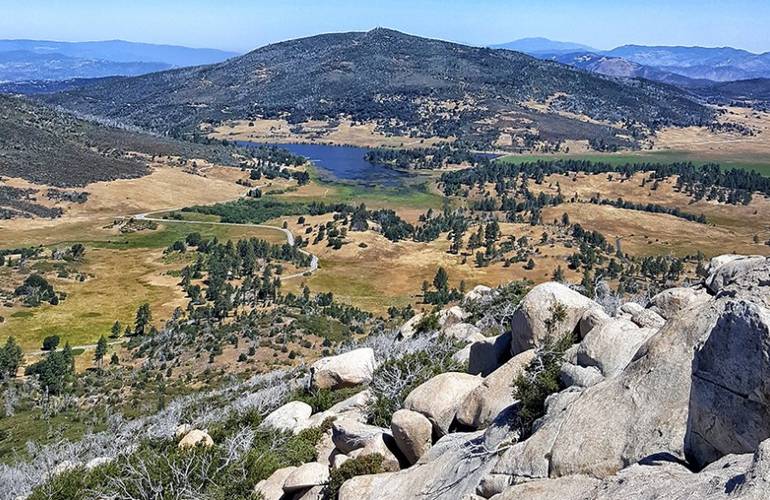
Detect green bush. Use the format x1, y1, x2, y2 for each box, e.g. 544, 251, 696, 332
326, 454, 384, 499
290, 386, 362, 414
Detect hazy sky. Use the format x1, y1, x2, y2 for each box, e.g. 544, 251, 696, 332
2, 0, 769, 53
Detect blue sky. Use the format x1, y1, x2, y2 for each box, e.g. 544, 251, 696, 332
2, 0, 769, 53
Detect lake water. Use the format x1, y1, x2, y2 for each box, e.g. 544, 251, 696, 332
238, 142, 409, 186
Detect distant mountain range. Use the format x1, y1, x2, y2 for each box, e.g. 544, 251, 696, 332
0, 39, 239, 82
42, 29, 713, 150
496, 38, 770, 82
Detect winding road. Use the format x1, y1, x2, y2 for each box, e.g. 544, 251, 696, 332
133, 209, 319, 280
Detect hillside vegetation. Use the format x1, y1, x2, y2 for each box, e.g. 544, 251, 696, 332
43, 29, 715, 149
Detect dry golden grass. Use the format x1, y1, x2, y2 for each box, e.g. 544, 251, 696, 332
208, 118, 450, 148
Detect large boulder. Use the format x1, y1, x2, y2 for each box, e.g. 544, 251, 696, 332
705, 255, 767, 294
348, 433, 404, 472
575, 318, 658, 377
306, 389, 372, 428
483, 295, 723, 493
685, 298, 770, 469
579, 308, 611, 338
489, 451, 758, 500
390, 409, 433, 465
310, 348, 375, 390
177, 429, 213, 449
509, 282, 601, 355
254, 466, 296, 500
331, 419, 388, 454
403, 372, 483, 435
559, 363, 604, 389
259, 401, 312, 434
282, 462, 330, 493
438, 306, 467, 330
397, 313, 425, 340
648, 286, 710, 320
443, 323, 485, 343
338, 406, 518, 500
629, 308, 666, 329
468, 332, 512, 376
456, 349, 536, 429
464, 284, 493, 302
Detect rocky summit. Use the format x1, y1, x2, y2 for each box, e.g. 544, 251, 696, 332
241, 254, 770, 499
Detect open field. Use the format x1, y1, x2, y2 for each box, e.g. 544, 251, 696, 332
500, 108, 770, 175
207, 118, 451, 148
0, 164, 293, 352
277, 214, 581, 314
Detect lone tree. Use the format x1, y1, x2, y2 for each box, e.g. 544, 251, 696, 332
0, 337, 23, 380
433, 267, 449, 292
134, 303, 152, 335
110, 320, 122, 339
94, 336, 108, 369
41, 335, 60, 351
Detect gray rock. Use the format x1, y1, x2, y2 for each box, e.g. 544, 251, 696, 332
468, 332, 512, 376
311, 348, 375, 390
619, 302, 645, 316
390, 409, 433, 465
456, 349, 535, 429
254, 466, 296, 500
348, 433, 403, 472
559, 363, 604, 388
259, 401, 312, 434
452, 343, 473, 365
484, 297, 723, 493
306, 389, 372, 428
631, 308, 666, 329
685, 298, 770, 469
649, 286, 710, 320
282, 462, 329, 493
579, 308, 611, 338
510, 282, 601, 355
576, 318, 657, 377
332, 419, 388, 454
705, 255, 767, 294
439, 306, 466, 330
403, 372, 483, 435
398, 313, 425, 340
464, 285, 493, 302
443, 323, 484, 343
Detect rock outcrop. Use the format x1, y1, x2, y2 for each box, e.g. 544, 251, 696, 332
509, 282, 601, 355
403, 372, 483, 435
260, 401, 313, 434
390, 409, 433, 465
311, 348, 375, 390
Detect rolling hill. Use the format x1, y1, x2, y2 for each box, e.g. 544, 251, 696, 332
490, 37, 596, 55
0, 95, 242, 187
42, 29, 715, 149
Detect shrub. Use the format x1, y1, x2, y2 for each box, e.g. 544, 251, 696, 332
290, 386, 362, 414
326, 454, 384, 499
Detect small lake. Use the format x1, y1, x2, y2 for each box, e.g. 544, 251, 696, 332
238, 142, 410, 186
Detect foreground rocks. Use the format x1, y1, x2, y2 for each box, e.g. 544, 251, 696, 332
403, 372, 483, 436
310, 348, 375, 390
390, 409, 433, 465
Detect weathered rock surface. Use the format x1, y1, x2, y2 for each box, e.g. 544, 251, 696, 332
685, 298, 770, 469
338, 408, 518, 500
311, 348, 375, 390
630, 308, 666, 329
579, 307, 611, 338
444, 323, 485, 343
306, 389, 372, 428
177, 429, 213, 449
390, 409, 433, 465
705, 255, 766, 294
464, 284, 493, 302
403, 372, 483, 435
484, 297, 722, 492
510, 282, 601, 355
439, 306, 466, 330
468, 332, 512, 376
559, 362, 604, 388
575, 318, 657, 377
260, 401, 312, 434
348, 433, 403, 472
397, 313, 425, 340
456, 349, 535, 429
283, 462, 330, 493
254, 466, 296, 500
649, 286, 710, 320
331, 419, 388, 454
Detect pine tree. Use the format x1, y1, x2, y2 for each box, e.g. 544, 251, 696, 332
110, 320, 122, 339
94, 335, 108, 369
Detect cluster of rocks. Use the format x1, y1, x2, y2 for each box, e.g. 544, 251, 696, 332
238, 254, 770, 499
